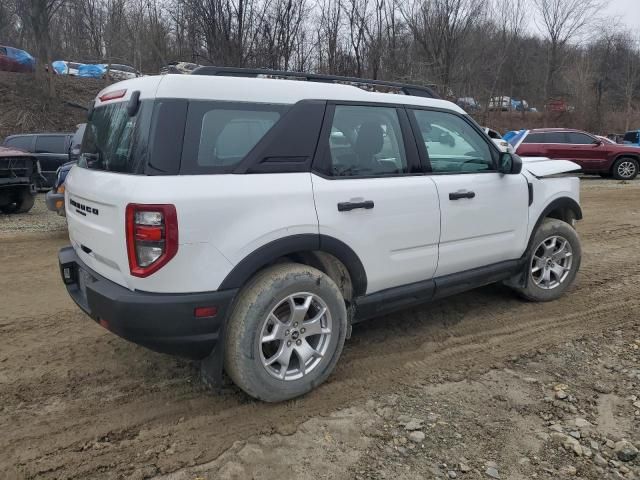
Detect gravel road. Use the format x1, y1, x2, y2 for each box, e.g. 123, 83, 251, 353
0, 179, 638, 480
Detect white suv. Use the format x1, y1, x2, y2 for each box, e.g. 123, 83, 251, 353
58, 68, 583, 402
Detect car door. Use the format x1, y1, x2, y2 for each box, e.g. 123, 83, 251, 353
565, 131, 607, 172
408, 108, 529, 277
311, 103, 441, 295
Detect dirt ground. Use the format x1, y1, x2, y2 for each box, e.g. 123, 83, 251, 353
1, 178, 639, 480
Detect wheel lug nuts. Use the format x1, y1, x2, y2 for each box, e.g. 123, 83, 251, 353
287, 341, 292, 347
285, 330, 290, 336
300, 328, 306, 334
293, 322, 298, 327
296, 339, 302, 346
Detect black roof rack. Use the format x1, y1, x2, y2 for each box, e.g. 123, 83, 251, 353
190, 66, 440, 99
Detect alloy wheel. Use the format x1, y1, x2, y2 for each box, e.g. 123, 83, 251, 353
259, 292, 333, 381
617, 160, 636, 179
530, 235, 573, 290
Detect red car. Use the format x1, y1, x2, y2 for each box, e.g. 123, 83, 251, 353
513, 128, 640, 180
0, 45, 35, 73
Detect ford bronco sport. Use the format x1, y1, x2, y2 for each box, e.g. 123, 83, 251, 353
58, 68, 583, 402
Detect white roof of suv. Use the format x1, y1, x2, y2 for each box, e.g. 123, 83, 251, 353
96, 74, 465, 113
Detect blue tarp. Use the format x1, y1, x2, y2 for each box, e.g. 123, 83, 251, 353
5, 46, 35, 68
52, 60, 68, 74
77, 64, 106, 78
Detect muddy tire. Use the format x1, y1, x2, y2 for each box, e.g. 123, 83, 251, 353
513, 218, 581, 302
223, 263, 347, 402
611, 157, 639, 180
1, 189, 35, 214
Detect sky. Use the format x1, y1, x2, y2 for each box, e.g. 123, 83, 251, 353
604, 0, 640, 34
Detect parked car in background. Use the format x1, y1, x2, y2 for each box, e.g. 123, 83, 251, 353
52, 60, 83, 76
0, 45, 35, 73
596, 135, 616, 144
160, 62, 201, 74
77, 64, 107, 78
545, 99, 572, 113
512, 128, 640, 180
482, 127, 514, 153
0, 146, 38, 214
107, 64, 141, 81
622, 130, 640, 147
512, 99, 529, 111
456, 97, 480, 112
2, 132, 73, 189
46, 124, 85, 215
489, 96, 511, 111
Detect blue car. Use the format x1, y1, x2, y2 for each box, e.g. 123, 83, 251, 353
622, 130, 640, 147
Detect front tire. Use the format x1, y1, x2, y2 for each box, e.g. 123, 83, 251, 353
612, 157, 639, 180
224, 263, 348, 402
0, 189, 35, 214
513, 218, 581, 302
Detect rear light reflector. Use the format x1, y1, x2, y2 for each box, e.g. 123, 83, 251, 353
126, 204, 178, 277
194, 306, 218, 318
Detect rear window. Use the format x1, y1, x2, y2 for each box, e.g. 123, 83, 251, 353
35, 135, 66, 153
4, 136, 33, 151
79, 101, 150, 173
181, 102, 285, 173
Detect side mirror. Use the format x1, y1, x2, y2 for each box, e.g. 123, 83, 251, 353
498, 152, 522, 175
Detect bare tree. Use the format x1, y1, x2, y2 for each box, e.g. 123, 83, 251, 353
532, 0, 603, 99
403, 0, 488, 92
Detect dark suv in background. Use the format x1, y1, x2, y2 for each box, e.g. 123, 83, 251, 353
2, 132, 73, 188
512, 128, 640, 180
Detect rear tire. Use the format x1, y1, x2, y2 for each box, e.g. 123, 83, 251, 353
611, 157, 639, 180
0, 189, 35, 214
223, 263, 347, 402
513, 218, 581, 302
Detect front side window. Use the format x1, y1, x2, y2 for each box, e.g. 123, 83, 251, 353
623, 131, 639, 143
35, 135, 66, 154
411, 109, 494, 173
567, 132, 596, 144
325, 105, 408, 177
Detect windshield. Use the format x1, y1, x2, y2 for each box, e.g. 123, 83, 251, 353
79, 101, 148, 173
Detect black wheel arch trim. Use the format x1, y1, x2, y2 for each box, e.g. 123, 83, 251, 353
526, 197, 582, 253
218, 234, 368, 296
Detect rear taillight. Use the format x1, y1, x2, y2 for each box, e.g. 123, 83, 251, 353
125, 204, 178, 277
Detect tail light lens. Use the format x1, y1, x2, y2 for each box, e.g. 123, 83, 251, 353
126, 204, 178, 277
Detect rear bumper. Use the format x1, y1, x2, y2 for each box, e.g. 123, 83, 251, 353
45, 189, 65, 215
58, 246, 237, 360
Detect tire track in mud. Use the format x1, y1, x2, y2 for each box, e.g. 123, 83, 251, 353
5, 288, 637, 479
2, 181, 640, 479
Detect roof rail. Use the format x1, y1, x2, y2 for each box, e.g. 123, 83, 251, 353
190, 66, 440, 99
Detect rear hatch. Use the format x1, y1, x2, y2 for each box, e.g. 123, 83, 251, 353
66, 81, 156, 289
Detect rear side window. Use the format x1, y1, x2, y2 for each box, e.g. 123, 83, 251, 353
36, 136, 67, 153
325, 105, 408, 177
4, 136, 33, 151
181, 102, 285, 173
